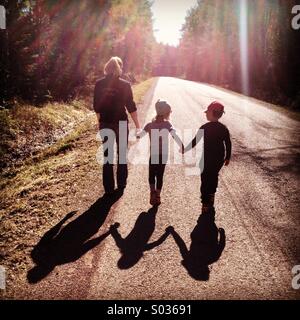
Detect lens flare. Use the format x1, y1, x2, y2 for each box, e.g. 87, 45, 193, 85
239, 0, 249, 96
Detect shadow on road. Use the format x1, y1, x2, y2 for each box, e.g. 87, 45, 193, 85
27, 190, 123, 284
110, 206, 169, 269
168, 207, 226, 281
235, 142, 300, 175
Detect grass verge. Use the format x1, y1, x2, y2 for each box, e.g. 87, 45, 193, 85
0, 77, 155, 298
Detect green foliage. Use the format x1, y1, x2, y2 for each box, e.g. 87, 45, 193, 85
1, 0, 156, 105
178, 0, 300, 107
0, 108, 17, 160
0, 101, 90, 170
1, 1, 298, 107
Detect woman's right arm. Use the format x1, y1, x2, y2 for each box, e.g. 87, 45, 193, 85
126, 83, 140, 129
136, 123, 149, 139
170, 129, 184, 152
129, 111, 140, 129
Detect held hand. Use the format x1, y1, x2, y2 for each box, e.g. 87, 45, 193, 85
110, 222, 120, 231
165, 226, 174, 234
135, 128, 142, 139
224, 159, 230, 166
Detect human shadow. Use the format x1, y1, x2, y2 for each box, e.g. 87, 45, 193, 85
110, 206, 169, 269
27, 190, 123, 283
167, 207, 226, 281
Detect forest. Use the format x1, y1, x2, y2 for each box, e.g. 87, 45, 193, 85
0, 0, 156, 104
1, 0, 299, 108
177, 0, 300, 108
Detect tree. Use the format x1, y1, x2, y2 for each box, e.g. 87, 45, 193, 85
0, 0, 157, 105
178, 0, 300, 107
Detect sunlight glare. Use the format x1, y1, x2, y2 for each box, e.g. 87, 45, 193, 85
151, 0, 197, 46
239, 0, 249, 96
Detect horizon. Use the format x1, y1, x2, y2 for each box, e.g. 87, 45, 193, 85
151, 0, 198, 46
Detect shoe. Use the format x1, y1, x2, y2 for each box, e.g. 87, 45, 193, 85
150, 190, 157, 206
165, 226, 174, 233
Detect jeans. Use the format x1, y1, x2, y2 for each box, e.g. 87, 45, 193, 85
100, 122, 128, 193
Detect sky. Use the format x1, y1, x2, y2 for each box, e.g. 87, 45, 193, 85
151, 0, 198, 46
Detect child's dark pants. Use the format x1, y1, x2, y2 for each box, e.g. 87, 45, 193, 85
149, 156, 166, 190
200, 161, 223, 205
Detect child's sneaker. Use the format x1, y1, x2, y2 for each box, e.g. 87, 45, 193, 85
150, 191, 157, 206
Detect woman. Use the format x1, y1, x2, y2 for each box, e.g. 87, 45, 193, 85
93, 56, 140, 194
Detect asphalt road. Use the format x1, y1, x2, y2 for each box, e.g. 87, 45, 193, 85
19, 77, 300, 299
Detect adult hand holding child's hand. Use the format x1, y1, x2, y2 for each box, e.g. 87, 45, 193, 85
135, 128, 142, 139
166, 226, 174, 234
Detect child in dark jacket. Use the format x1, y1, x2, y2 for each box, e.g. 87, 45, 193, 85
183, 101, 231, 212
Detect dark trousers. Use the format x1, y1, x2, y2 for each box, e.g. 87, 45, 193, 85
148, 157, 166, 190
200, 161, 223, 205
101, 123, 128, 193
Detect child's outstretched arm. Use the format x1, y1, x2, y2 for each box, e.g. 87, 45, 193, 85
170, 129, 184, 153
136, 123, 150, 139
136, 128, 147, 139
184, 128, 202, 153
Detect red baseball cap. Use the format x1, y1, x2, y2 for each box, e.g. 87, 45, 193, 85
204, 101, 225, 114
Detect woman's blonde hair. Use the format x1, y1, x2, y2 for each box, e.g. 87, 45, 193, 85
104, 56, 123, 77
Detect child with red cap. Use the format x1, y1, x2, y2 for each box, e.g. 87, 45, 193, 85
182, 101, 232, 212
